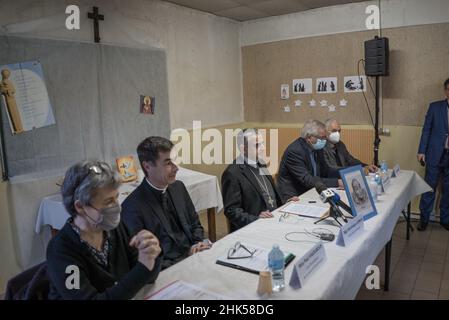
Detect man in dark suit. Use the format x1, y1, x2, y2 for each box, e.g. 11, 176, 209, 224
323, 119, 377, 172
278, 119, 343, 201
121, 136, 210, 269
221, 129, 297, 232
417, 78, 449, 232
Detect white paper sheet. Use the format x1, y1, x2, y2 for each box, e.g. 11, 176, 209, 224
146, 280, 228, 300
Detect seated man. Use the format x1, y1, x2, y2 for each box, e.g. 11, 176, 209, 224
323, 119, 377, 172
222, 129, 296, 232
278, 119, 343, 201
121, 136, 210, 269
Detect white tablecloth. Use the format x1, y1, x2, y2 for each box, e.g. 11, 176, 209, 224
135, 170, 431, 300
35, 167, 223, 233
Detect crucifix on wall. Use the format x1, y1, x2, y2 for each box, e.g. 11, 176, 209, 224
87, 6, 104, 43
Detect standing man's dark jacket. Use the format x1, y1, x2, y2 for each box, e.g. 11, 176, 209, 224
121, 180, 204, 269
221, 158, 283, 232
277, 138, 340, 201
418, 100, 449, 166
323, 141, 367, 170
46, 221, 161, 300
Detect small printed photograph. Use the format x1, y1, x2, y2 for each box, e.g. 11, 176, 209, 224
116, 156, 138, 182
293, 78, 312, 94
281, 84, 289, 100
140, 95, 155, 114
341, 167, 376, 219
316, 77, 337, 94
344, 76, 366, 93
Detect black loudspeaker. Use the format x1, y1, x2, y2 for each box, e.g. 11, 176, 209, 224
364, 37, 389, 76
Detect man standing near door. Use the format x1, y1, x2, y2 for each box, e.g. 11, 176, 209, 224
417, 78, 449, 231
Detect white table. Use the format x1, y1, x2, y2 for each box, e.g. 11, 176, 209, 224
136, 170, 431, 300
35, 167, 224, 241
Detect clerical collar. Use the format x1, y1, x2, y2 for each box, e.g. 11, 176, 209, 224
244, 157, 258, 168
145, 178, 167, 194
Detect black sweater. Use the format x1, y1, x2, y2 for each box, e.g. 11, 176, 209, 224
46, 221, 161, 300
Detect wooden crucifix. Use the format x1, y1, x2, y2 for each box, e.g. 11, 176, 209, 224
87, 6, 104, 43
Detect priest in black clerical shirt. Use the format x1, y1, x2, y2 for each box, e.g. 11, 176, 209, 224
121, 136, 210, 269
221, 129, 297, 232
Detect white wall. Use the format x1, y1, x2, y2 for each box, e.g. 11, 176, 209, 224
241, 0, 449, 46
0, 0, 244, 130
0, 0, 243, 292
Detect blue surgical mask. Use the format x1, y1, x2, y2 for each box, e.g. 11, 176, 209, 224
312, 139, 327, 150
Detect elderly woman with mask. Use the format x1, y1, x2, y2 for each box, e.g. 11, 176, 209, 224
46, 161, 162, 299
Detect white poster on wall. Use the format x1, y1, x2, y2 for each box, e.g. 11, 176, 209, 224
0, 60, 55, 135
293, 78, 312, 94
316, 77, 337, 94
344, 76, 366, 93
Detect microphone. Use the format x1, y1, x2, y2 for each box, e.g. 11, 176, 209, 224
315, 182, 348, 223
331, 192, 353, 216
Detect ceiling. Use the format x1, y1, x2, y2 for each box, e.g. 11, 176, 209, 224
162, 0, 368, 21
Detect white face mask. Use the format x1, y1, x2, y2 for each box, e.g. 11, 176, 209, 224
328, 131, 341, 144
85, 204, 121, 231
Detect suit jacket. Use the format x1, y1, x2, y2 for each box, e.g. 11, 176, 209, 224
277, 138, 340, 201
221, 159, 283, 232
323, 141, 367, 170
418, 100, 449, 166
121, 180, 204, 269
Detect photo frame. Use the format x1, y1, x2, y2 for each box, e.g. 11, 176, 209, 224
140, 95, 155, 114
339, 165, 377, 221
116, 155, 138, 182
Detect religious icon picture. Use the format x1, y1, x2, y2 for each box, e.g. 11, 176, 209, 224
280, 84, 289, 100
339, 165, 377, 221
140, 95, 155, 114
116, 156, 138, 182
293, 78, 312, 95
344, 76, 366, 93
316, 77, 338, 94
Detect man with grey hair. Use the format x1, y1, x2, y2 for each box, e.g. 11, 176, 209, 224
323, 119, 377, 172
221, 129, 288, 232
278, 120, 343, 201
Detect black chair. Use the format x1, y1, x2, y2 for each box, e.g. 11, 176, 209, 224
5, 262, 49, 300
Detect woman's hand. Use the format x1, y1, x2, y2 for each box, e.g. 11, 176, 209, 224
129, 230, 161, 271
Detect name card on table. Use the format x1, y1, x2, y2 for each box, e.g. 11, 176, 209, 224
289, 242, 327, 289
381, 173, 390, 190
391, 164, 400, 178
336, 214, 365, 247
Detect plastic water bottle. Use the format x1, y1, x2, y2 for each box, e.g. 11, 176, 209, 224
268, 244, 285, 292
380, 160, 388, 173
375, 173, 383, 195
368, 177, 378, 202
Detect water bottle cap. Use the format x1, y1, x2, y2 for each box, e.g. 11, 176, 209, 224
273, 244, 279, 249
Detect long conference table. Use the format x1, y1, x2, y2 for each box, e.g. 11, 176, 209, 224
136, 170, 431, 300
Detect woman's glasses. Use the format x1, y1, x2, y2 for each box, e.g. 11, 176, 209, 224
227, 241, 256, 259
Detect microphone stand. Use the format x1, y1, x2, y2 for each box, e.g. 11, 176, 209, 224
336, 200, 353, 219
315, 205, 344, 227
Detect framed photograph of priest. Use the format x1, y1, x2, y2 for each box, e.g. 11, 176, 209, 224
339, 165, 377, 221
140, 95, 155, 114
